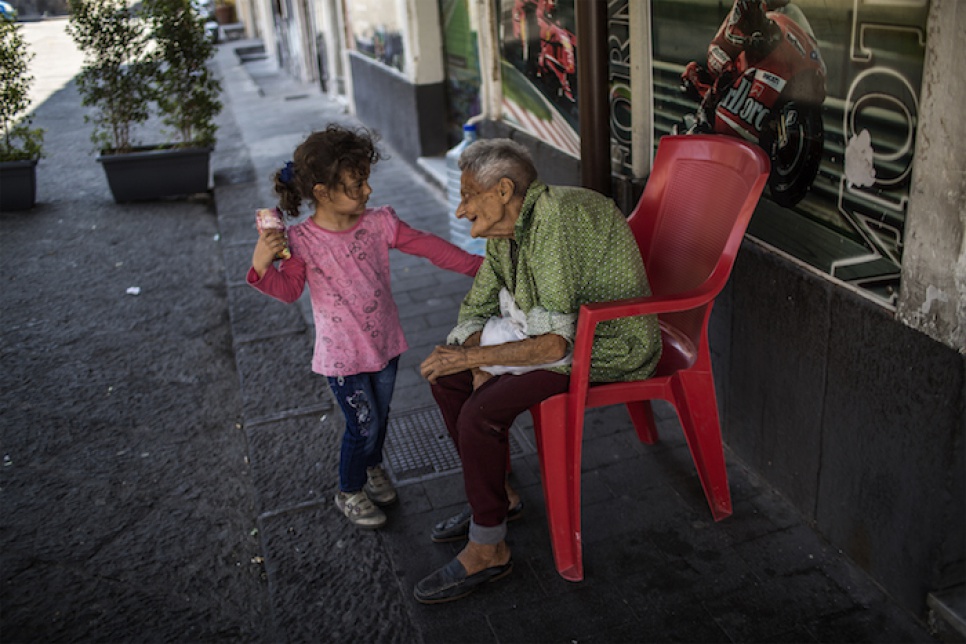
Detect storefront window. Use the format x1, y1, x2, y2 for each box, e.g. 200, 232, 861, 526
497, 0, 580, 156
650, 0, 928, 307
345, 0, 406, 73
441, 0, 483, 143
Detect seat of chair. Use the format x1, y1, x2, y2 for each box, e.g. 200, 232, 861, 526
583, 321, 697, 407
654, 321, 698, 377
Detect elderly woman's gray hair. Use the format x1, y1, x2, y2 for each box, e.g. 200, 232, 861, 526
458, 139, 538, 197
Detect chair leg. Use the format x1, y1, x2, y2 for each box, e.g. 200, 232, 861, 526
532, 394, 584, 581
625, 401, 659, 444
672, 371, 732, 521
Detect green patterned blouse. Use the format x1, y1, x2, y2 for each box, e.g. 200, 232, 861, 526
448, 181, 662, 382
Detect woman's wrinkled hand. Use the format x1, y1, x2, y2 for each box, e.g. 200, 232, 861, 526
420, 345, 474, 384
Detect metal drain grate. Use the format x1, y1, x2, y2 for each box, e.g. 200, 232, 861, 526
384, 406, 534, 484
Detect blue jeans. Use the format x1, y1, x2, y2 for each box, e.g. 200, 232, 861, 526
327, 357, 399, 493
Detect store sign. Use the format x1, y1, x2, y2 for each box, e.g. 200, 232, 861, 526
608, 0, 633, 176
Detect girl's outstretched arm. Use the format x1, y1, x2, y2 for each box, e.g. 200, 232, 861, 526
393, 219, 484, 277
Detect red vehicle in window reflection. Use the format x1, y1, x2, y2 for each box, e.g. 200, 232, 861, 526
512, 0, 576, 102
678, 2, 827, 206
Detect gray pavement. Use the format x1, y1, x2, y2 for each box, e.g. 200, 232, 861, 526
0, 32, 943, 643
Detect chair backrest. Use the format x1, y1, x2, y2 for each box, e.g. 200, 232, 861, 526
628, 134, 770, 345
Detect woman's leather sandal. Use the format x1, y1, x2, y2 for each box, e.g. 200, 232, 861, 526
414, 557, 513, 604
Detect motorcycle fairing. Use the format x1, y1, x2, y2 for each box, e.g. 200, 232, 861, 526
716, 68, 787, 140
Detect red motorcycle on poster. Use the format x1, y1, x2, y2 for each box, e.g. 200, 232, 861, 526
678, 0, 827, 207
512, 0, 576, 102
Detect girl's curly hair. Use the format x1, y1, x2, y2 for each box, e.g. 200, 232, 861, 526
273, 124, 383, 219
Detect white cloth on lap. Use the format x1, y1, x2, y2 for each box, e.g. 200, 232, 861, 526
479, 288, 573, 375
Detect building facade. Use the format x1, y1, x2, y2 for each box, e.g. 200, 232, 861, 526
234, 0, 964, 622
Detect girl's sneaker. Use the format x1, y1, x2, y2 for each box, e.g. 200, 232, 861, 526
335, 491, 387, 529
364, 466, 398, 506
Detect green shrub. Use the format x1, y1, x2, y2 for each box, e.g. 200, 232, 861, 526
67, 0, 158, 153
146, 0, 222, 147
0, 17, 44, 162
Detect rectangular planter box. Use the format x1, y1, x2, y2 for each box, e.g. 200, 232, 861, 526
0, 159, 38, 211
97, 145, 212, 203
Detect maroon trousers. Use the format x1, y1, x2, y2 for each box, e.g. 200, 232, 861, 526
431, 369, 570, 529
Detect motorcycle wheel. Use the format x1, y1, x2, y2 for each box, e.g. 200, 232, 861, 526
759, 102, 824, 207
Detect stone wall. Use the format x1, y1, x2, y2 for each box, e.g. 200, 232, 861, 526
897, 0, 966, 354
715, 241, 965, 615
348, 52, 448, 166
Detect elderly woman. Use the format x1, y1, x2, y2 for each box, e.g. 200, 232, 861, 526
415, 139, 662, 604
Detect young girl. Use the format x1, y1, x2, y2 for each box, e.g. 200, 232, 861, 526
248, 125, 483, 529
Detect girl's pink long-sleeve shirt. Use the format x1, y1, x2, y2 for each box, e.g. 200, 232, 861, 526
247, 205, 483, 377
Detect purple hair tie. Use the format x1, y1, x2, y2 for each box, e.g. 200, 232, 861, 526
279, 161, 295, 185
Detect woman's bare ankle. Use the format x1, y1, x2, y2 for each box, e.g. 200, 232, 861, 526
457, 540, 510, 575
504, 483, 520, 509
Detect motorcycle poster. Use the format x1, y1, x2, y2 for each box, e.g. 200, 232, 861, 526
677, 0, 828, 208
650, 0, 927, 306
498, 0, 580, 157
492, 0, 928, 306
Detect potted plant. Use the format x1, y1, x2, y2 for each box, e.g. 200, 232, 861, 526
0, 16, 45, 211
67, 0, 155, 154
97, 0, 223, 201
68, 0, 158, 201
68, 0, 222, 202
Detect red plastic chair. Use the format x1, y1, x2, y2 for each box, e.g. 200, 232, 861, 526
530, 134, 770, 582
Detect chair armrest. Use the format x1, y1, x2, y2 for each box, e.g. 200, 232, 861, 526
567, 256, 733, 411
566, 284, 718, 407
579, 285, 717, 326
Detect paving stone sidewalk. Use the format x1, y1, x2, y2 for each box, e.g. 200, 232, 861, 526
0, 36, 942, 643
0, 57, 272, 642
212, 42, 940, 643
